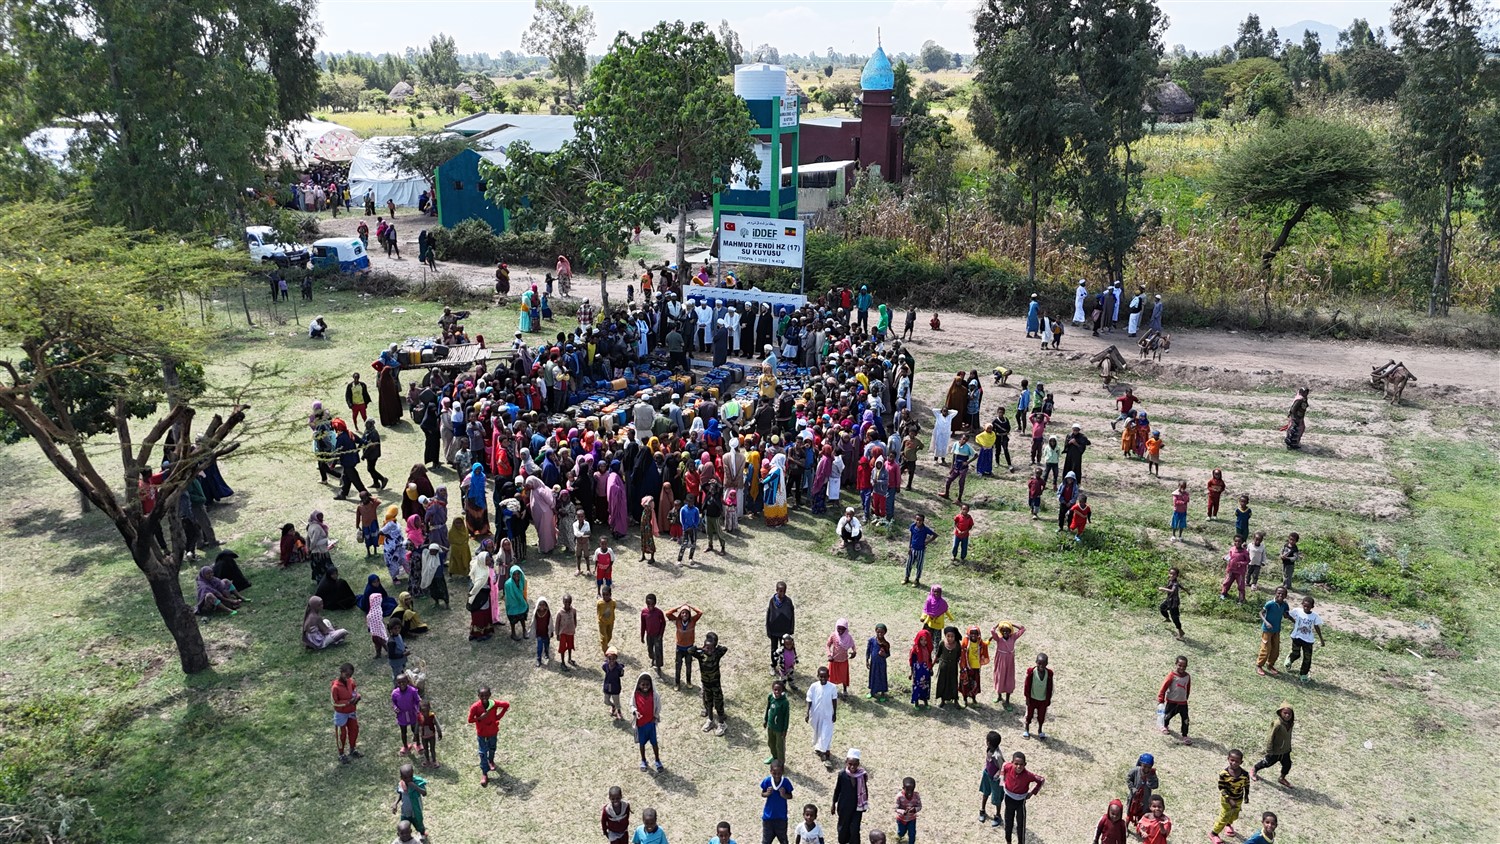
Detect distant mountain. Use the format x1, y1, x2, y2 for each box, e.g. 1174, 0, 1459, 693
1275, 20, 1342, 49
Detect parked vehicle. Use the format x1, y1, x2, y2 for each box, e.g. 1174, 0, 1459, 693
244, 225, 309, 268
310, 237, 371, 275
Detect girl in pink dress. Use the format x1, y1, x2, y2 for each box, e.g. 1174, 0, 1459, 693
989, 622, 1026, 708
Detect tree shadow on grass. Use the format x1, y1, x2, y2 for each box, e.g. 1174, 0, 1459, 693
5, 504, 119, 552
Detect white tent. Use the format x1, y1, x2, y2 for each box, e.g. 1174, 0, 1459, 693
348, 136, 427, 208
273, 119, 363, 167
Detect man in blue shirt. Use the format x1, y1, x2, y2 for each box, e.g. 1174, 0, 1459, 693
856, 285, 873, 331
905, 514, 938, 586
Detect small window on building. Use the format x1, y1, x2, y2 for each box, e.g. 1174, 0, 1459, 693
814, 155, 832, 163
453, 180, 464, 191
477, 181, 487, 192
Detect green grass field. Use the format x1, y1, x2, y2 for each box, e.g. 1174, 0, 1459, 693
1, 291, 1497, 843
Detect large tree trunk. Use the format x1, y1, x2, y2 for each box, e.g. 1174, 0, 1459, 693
134, 531, 211, 674
675, 204, 688, 299
600, 270, 610, 314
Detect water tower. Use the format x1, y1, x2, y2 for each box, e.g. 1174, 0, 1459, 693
713, 63, 800, 228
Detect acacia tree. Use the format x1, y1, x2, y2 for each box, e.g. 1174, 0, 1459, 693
522, 0, 595, 99
1390, 0, 1494, 315
483, 139, 662, 311
580, 21, 759, 288
972, 0, 1073, 283
1211, 118, 1382, 319
2, 0, 319, 232
0, 205, 266, 673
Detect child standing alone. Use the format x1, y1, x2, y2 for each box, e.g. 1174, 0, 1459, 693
1145, 430, 1164, 477
1169, 482, 1189, 541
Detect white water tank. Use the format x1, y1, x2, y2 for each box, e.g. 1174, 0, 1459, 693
729, 140, 775, 191
734, 63, 788, 100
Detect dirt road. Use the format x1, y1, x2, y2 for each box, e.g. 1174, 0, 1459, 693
323, 210, 1500, 399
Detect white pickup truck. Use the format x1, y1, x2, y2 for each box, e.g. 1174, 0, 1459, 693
244, 225, 310, 268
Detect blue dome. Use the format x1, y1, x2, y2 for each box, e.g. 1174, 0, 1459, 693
860, 46, 894, 91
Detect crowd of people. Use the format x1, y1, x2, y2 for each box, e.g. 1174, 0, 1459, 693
199, 276, 1330, 844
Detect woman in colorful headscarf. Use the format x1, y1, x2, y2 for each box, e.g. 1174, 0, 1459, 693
380, 505, 405, 582
656, 479, 675, 537
425, 488, 449, 556
811, 444, 834, 515
762, 455, 788, 527
462, 462, 491, 540
519, 287, 534, 333
920, 585, 954, 646
502, 565, 529, 640
390, 591, 430, 635
524, 475, 557, 554
606, 461, 628, 539
909, 629, 933, 709
825, 619, 856, 695
467, 549, 495, 640
404, 513, 426, 558
448, 516, 472, 579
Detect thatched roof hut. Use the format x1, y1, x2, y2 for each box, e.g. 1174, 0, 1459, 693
388, 81, 414, 102
1149, 81, 1196, 123
454, 82, 478, 100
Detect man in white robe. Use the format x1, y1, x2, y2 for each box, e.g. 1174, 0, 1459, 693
805, 667, 839, 759
724, 305, 742, 356
931, 408, 956, 464
1072, 279, 1089, 325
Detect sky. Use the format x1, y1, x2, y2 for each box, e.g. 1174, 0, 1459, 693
313, 0, 1396, 58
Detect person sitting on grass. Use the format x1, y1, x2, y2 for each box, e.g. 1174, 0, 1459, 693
301, 596, 348, 650
195, 565, 244, 616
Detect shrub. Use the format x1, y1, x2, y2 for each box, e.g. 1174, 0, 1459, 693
430, 220, 559, 266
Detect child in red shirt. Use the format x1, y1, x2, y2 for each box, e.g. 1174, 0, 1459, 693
1157, 655, 1192, 745
1068, 494, 1092, 542
1000, 752, 1044, 842
594, 536, 614, 597
631, 672, 663, 772
952, 504, 975, 562
1138, 795, 1172, 844
331, 662, 362, 763
466, 686, 510, 787
1094, 798, 1127, 844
